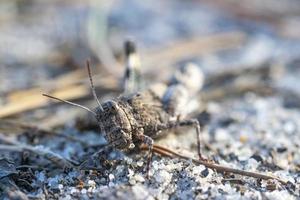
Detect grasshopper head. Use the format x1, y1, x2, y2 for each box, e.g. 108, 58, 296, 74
96, 100, 135, 150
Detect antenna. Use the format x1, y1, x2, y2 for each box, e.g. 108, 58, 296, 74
42, 94, 97, 116
86, 60, 103, 111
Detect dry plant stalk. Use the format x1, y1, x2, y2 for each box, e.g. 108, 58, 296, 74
147, 144, 287, 185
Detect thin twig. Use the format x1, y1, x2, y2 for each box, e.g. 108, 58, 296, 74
142, 144, 287, 185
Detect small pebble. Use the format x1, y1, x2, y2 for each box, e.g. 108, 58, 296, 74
70, 188, 77, 195
276, 147, 287, 153
127, 168, 134, 178
132, 185, 150, 200
88, 180, 96, 188
215, 129, 229, 142
152, 160, 159, 170
192, 165, 205, 176
246, 158, 259, 170
250, 154, 263, 162
239, 135, 248, 143
137, 161, 144, 167
58, 184, 63, 190
155, 170, 171, 185
108, 174, 115, 181
126, 158, 133, 164
108, 182, 115, 187
201, 168, 209, 177
283, 121, 295, 134
87, 187, 94, 193
133, 174, 145, 183
81, 188, 87, 194
129, 178, 136, 185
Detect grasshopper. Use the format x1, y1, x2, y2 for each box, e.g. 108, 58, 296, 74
43, 41, 206, 175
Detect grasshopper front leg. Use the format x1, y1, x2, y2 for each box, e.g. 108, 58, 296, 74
137, 133, 154, 178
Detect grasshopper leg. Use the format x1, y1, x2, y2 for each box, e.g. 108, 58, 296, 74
122, 40, 143, 94
156, 119, 205, 161
138, 134, 154, 178
177, 119, 205, 161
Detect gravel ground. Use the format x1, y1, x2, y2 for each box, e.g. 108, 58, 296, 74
2, 93, 298, 200
1, 1, 300, 199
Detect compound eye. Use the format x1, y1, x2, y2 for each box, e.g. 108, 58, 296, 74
106, 101, 119, 113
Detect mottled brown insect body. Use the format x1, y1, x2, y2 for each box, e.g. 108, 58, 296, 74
97, 90, 170, 151
43, 41, 205, 176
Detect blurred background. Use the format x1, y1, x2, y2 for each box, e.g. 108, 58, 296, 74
1, 1, 300, 198
0, 0, 300, 126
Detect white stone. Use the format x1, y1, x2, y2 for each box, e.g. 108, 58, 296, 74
134, 174, 145, 183
192, 165, 206, 176
88, 180, 96, 188
108, 174, 115, 181
127, 168, 134, 177
132, 184, 152, 200
246, 158, 259, 170
154, 170, 171, 186
58, 184, 63, 190
215, 129, 230, 142
137, 161, 144, 167
70, 187, 77, 194
283, 121, 295, 134
81, 188, 87, 194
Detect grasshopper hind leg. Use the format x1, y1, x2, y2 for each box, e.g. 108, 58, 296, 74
138, 118, 206, 178
122, 40, 144, 94
156, 119, 206, 161
176, 119, 205, 161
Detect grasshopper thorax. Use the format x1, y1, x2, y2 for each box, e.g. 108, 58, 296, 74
95, 100, 135, 150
